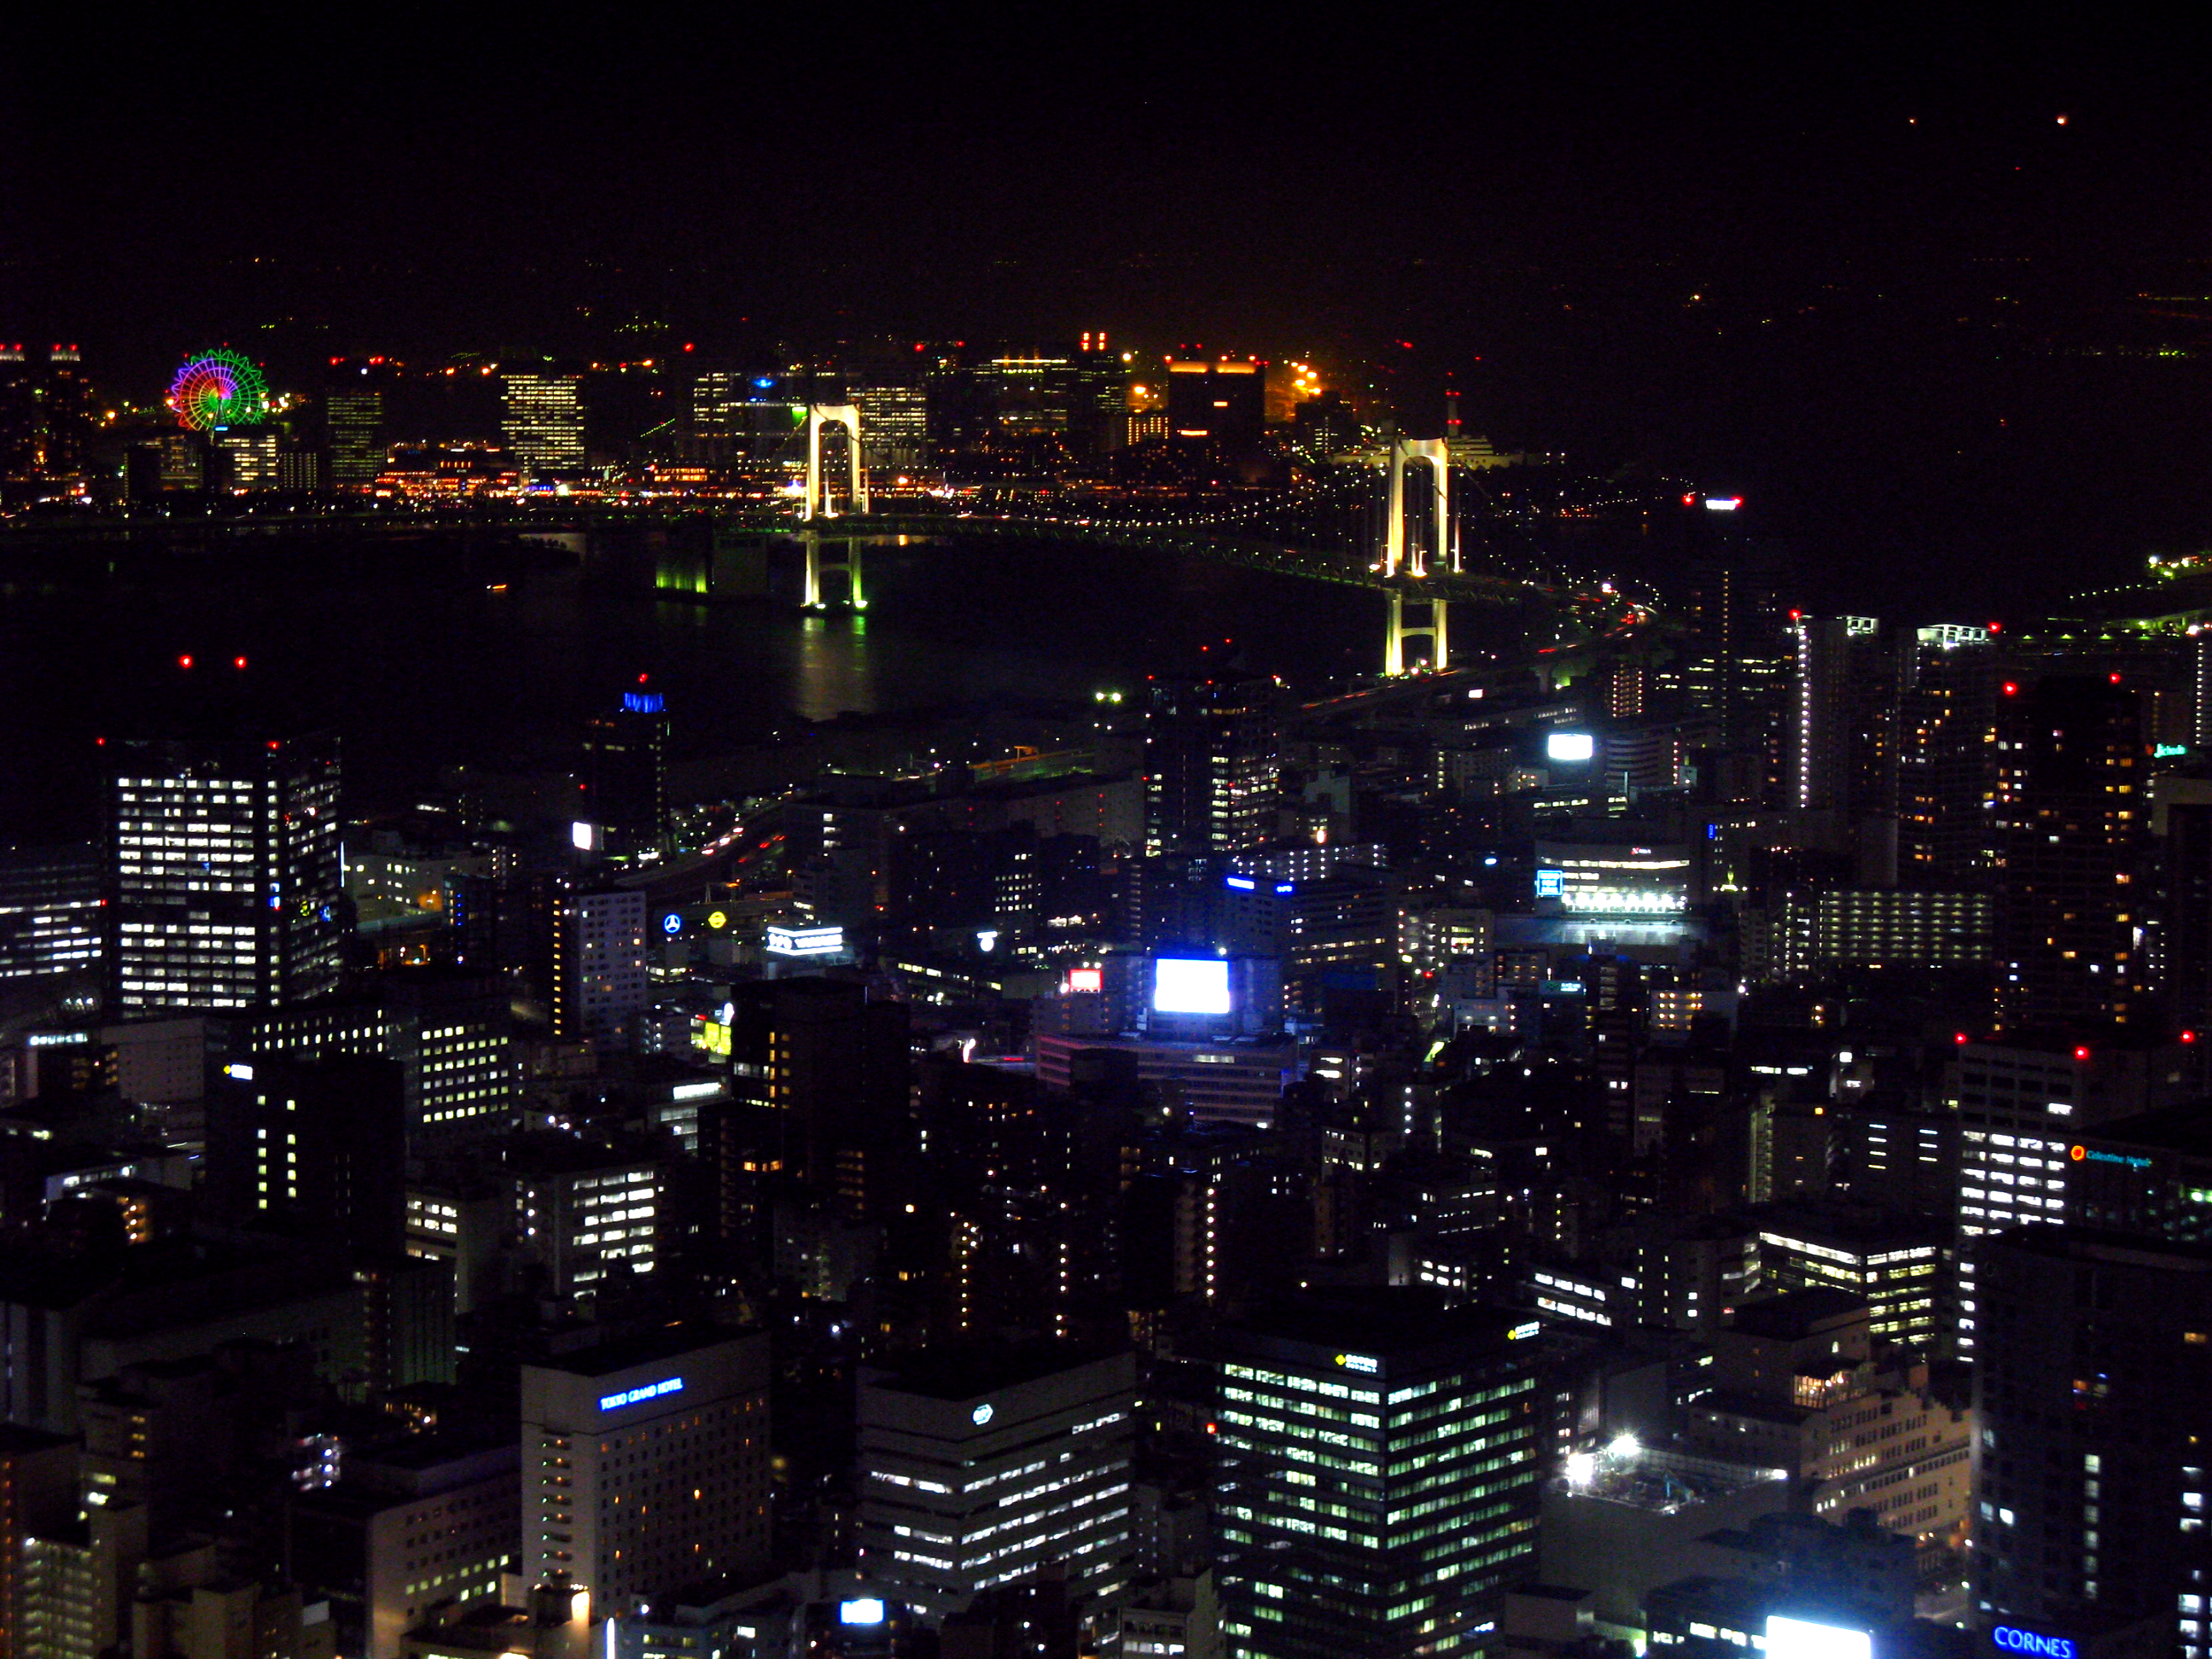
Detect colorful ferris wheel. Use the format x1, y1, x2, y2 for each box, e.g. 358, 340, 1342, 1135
167, 349, 270, 431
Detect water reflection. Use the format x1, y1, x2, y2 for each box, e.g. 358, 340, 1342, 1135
789, 613, 876, 721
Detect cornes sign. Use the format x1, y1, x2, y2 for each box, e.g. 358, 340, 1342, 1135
1993, 1631, 2075, 1659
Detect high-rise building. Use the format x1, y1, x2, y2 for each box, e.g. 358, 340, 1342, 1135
500, 373, 585, 473
0, 1425, 79, 1659
855, 1343, 1136, 1614
582, 691, 670, 858
326, 391, 386, 486
105, 731, 344, 1016
852, 386, 929, 474
0, 842, 101, 981
212, 429, 280, 491
1164, 362, 1265, 448
1790, 615, 1901, 827
1942, 1035, 2198, 1357
1681, 1291, 1972, 1563
1994, 675, 2149, 1027
503, 1131, 667, 1310
293, 1435, 518, 1659
247, 974, 518, 1141
2157, 778, 2212, 1033
1144, 671, 1279, 859
1214, 1291, 1543, 1659
205, 1055, 408, 1257
519, 1326, 771, 1615
1670, 545, 1790, 800
550, 889, 648, 1050
1747, 1201, 1947, 1353
1972, 1228, 2212, 1658
1896, 629, 1998, 890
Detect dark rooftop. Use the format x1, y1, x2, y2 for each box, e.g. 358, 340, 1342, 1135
529, 1322, 754, 1380
866, 1340, 1126, 1403
2087, 1102, 2212, 1157
1727, 1288, 1867, 1340
1228, 1288, 1525, 1356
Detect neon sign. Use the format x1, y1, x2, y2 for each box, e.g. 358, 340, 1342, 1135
598, 1377, 684, 1411
1993, 1629, 2074, 1659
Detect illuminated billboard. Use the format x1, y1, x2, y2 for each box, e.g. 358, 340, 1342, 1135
1154, 957, 1231, 1016
765, 924, 844, 957
1765, 1616, 1871, 1659
1545, 731, 1596, 762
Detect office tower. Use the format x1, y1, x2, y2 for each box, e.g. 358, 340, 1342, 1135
205, 1055, 407, 1256
1768, 888, 1994, 978
1790, 615, 1901, 824
0, 1426, 79, 1659
1973, 1229, 2212, 1656
247, 974, 518, 1141
1993, 675, 2148, 1028
1945, 1035, 2197, 1357
716, 977, 911, 1219
856, 1343, 1136, 1612
15, 1502, 149, 1659
212, 428, 280, 491
520, 1327, 769, 1614
1682, 1292, 1971, 1559
2160, 780, 2212, 1033
1144, 670, 1279, 858
0, 345, 93, 482
582, 690, 670, 858
326, 390, 386, 486
105, 731, 344, 1016
500, 373, 585, 473
1071, 335, 1130, 454
852, 385, 929, 474
1673, 545, 1790, 800
1899, 626, 2000, 884
1748, 1202, 1947, 1353
1164, 361, 1265, 447
277, 447, 319, 492
550, 889, 648, 1050
293, 1436, 519, 1659
502, 1132, 665, 1310
1214, 1291, 1543, 1659
0, 842, 100, 981
1289, 391, 1358, 460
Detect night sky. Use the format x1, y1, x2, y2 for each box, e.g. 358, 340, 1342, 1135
8, 8, 2212, 615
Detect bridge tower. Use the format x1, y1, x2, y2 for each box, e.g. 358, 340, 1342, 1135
1380, 436, 1454, 674
801, 405, 868, 521
800, 527, 866, 612
800, 405, 869, 610
1384, 589, 1448, 678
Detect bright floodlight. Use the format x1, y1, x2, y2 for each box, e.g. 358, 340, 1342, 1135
1606, 1433, 1640, 1461
1154, 958, 1231, 1016
1765, 1616, 1871, 1659
1545, 731, 1596, 762
1565, 1451, 1597, 1487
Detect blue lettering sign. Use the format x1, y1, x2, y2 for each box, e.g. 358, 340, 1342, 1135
598, 1376, 684, 1412
1535, 870, 1566, 899
1994, 1628, 2075, 1659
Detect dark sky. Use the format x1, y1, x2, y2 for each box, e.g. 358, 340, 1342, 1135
7, 7, 2212, 615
